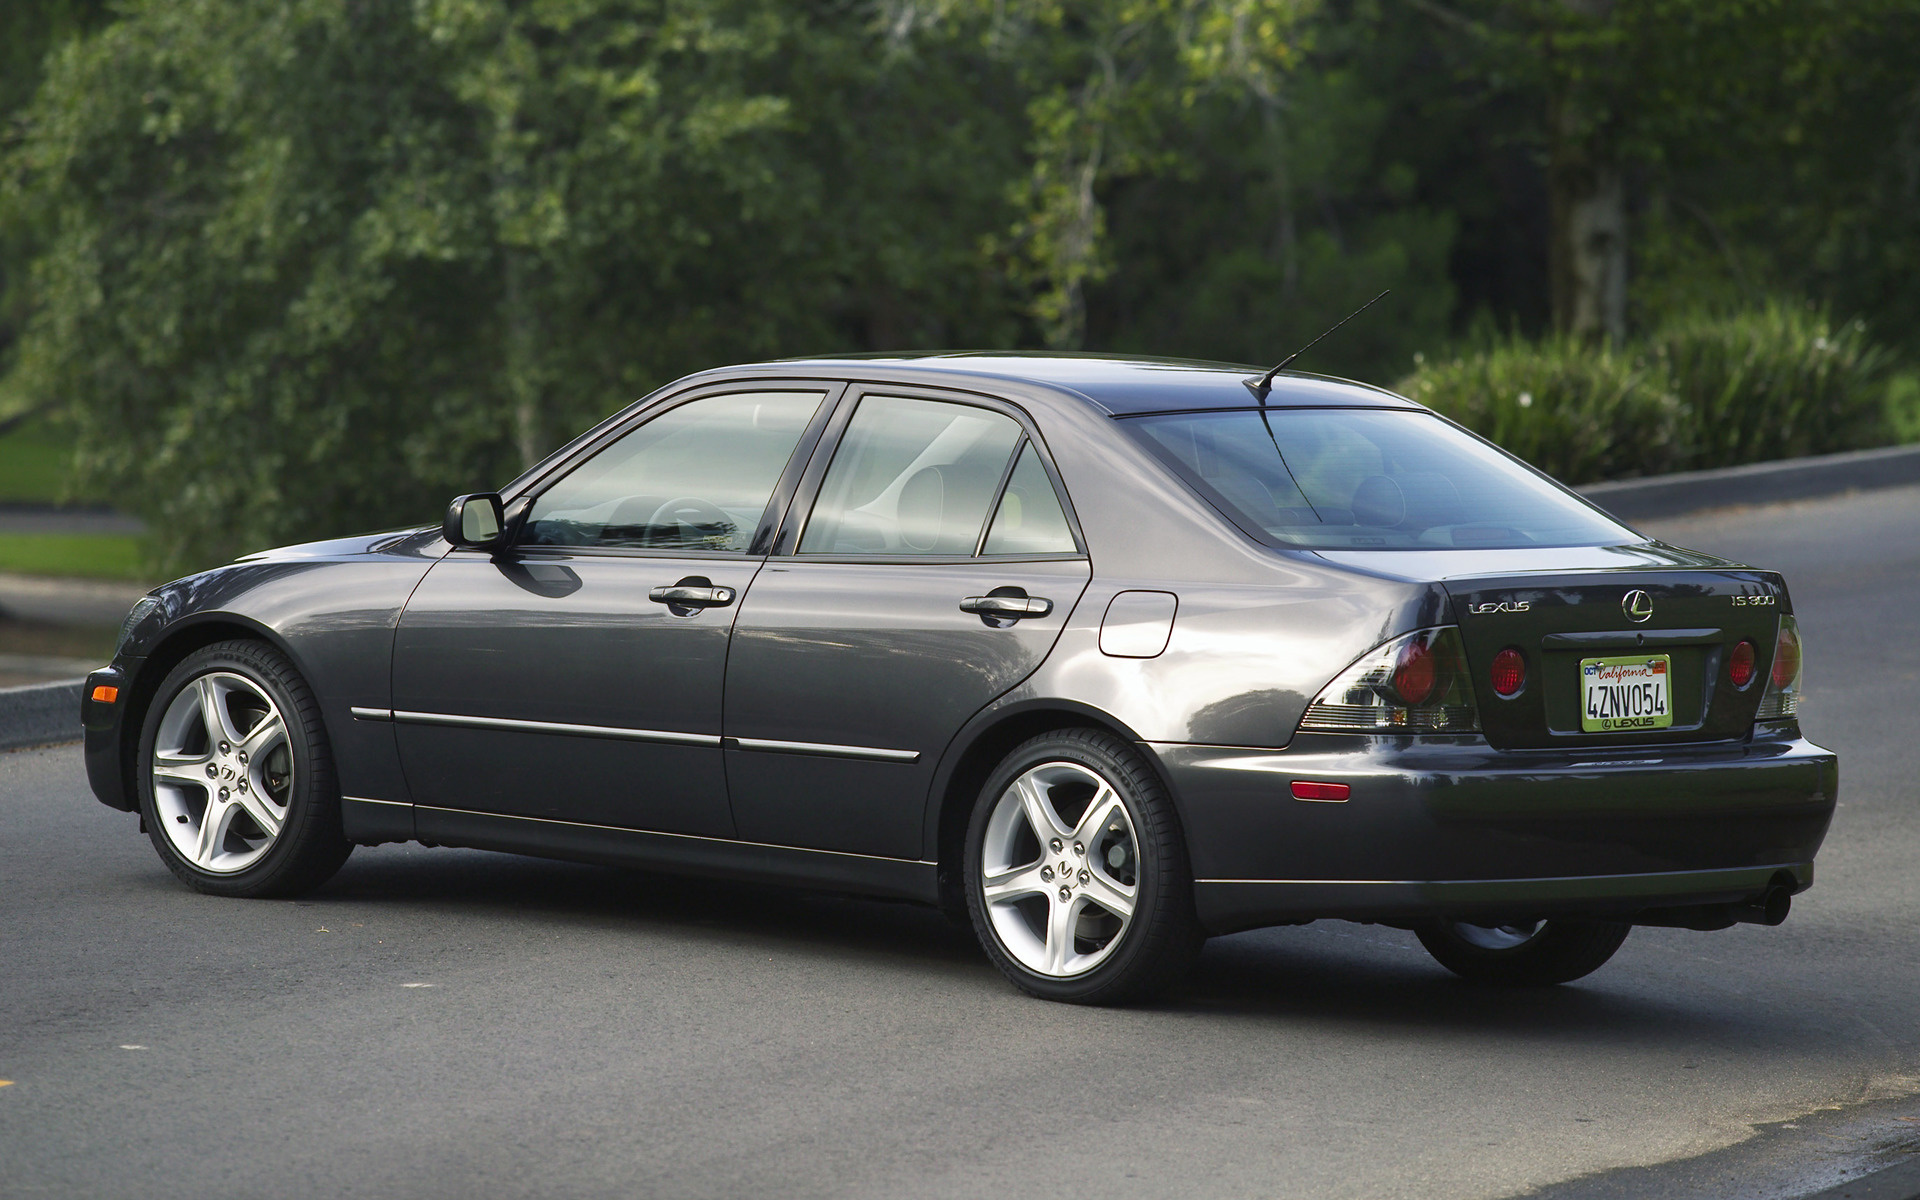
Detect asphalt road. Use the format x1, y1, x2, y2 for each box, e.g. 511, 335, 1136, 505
3, 485, 1918, 1200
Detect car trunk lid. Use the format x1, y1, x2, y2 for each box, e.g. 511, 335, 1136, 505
1439, 565, 1786, 749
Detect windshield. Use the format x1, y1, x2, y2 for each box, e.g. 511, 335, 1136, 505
1125, 408, 1638, 550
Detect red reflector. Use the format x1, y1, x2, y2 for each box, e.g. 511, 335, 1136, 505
1291, 781, 1351, 802
1392, 640, 1438, 706
1490, 648, 1526, 697
1728, 640, 1756, 689
91, 685, 119, 704
1772, 625, 1802, 689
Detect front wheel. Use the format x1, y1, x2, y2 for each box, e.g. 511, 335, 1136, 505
137, 640, 351, 898
964, 729, 1201, 1004
1416, 918, 1631, 986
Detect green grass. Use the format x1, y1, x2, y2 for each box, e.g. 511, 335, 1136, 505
0, 418, 87, 504
0, 532, 148, 580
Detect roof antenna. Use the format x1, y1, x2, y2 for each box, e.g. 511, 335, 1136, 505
1246, 289, 1391, 398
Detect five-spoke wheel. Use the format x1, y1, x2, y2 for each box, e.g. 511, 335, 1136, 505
150, 671, 295, 874
979, 760, 1141, 978
138, 640, 351, 897
966, 729, 1200, 1004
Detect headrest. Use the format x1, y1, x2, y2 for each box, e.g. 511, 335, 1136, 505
898, 466, 946, 552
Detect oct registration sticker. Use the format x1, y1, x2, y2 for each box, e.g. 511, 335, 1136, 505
1580, 655, 1673, 733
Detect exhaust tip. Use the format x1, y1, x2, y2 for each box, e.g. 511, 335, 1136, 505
1758, 885, 1792, 926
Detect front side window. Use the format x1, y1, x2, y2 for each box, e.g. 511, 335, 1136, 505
1126, 408, 1637, 550
523, 391, 825, 552
799, 395, 1024, 555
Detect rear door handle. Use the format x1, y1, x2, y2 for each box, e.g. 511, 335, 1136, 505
650, 582, 736, 608
959, 594, 1053, 619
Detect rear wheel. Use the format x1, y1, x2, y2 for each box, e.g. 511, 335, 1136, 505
1416, 918, 1630, 986
137, 640, 351, 898
964, 729, 1201, 1004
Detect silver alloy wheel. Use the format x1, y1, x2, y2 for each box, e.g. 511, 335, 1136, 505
150, 671, 295, 874
979, 760, 1140, 978
1449, 921, 1544, 951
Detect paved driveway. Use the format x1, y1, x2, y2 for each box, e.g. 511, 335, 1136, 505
2, 486, 1917, 1199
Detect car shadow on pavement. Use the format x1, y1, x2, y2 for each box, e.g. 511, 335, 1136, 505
311, 844, 984, 969
301, 843, 1806, 1048
1178, 922, 1807, 1049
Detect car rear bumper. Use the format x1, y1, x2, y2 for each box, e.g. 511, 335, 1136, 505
1155, 729, 1837, 934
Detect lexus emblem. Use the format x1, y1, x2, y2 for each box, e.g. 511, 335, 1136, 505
1622, 589, 1654, 623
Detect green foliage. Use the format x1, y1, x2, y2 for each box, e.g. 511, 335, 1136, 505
1397, 335, 1684, 485
1647, 302, 1892, 466
1397, 303, 1894, 484
2, 0, 1917, 578
1, 0, 1026, 572
1888, 372, 1920, 445
0, 416, 83, 503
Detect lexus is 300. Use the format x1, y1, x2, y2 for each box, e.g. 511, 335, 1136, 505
82, 354, 1837, 1003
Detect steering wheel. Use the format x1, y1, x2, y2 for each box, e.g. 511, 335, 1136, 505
647, 496, 736, 548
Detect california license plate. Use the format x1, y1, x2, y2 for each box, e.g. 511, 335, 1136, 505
1580, 655, 1673, 733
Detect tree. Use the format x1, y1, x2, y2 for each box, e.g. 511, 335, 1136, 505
0, 0, 110, 430
1404, 0, 1840, 344
0, 0, 1023, 569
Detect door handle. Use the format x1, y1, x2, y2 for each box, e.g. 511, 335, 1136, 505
959, 594, 1053, 619
650, 582, 736, 608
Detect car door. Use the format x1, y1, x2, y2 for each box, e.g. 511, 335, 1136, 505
723, 387, 1092, 860
393, 386, 836, 837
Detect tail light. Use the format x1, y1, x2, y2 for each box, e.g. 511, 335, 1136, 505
1489, 648, 1526, 698
1300, 627, 1480, 733
1755, 615, 1803, 720
1727, 640, 1756, 690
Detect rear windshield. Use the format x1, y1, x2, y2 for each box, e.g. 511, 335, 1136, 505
1125, 408, 1636, 550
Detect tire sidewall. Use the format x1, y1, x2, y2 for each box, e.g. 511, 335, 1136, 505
136, 642, 334, 896
964, 732, 1185, 1002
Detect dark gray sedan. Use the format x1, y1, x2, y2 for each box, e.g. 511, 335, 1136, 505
81, 354, 1837, 1003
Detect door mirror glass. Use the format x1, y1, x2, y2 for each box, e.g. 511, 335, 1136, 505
444, 493, 505, 548
523, 391, 825, 552
982, 441, 1077, 555
799, 395, 1022, 555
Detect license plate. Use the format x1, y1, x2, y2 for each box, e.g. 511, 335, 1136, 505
1580, 655, 1673, 733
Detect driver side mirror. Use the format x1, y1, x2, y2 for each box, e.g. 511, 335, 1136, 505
444, 493, 506, 550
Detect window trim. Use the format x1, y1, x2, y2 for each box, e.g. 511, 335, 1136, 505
775, 383, 1088, 564
504, 382, 845, 559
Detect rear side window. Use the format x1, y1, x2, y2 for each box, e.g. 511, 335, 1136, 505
800, 395, 1024, 555
1126, 408, 1636, 550
982, 442, 1076, 555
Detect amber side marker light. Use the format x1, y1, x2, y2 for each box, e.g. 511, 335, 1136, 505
91, 685, 120, 704
1292, 781, 1351, 802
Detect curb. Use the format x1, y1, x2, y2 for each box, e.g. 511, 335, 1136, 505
1576, 443, 1920, 522
0, 678, 84, 752
1798, 1156, 1920, 1200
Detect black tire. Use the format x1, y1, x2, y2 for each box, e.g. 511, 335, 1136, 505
1416, 918, 1631, 986
136, 639, 351, 898
964, 728, 1202, 1004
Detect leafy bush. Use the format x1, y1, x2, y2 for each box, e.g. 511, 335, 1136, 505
1888, 371, 1920, 444
1395, 303, 1896, 484
1395, 337, 1687, 485
1648, 302, 1893, 468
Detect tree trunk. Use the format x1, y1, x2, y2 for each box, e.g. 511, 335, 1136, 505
502, 245, 544, 470
1547, 0, 1627, 345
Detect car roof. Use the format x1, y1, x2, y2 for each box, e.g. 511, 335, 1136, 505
743, 351, 1422, 416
